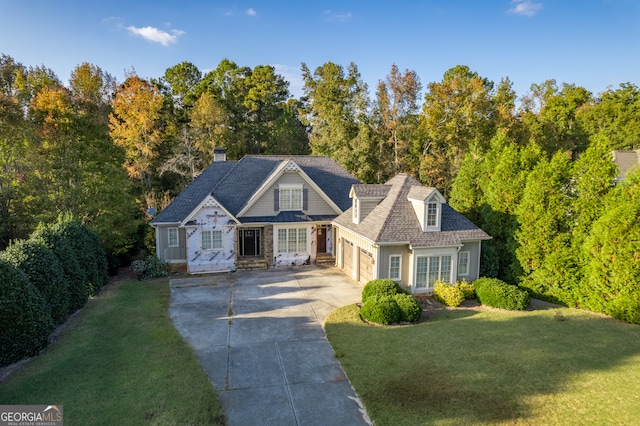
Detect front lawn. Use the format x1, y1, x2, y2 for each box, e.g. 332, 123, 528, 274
0, 278, 225, 426
326, 304, 640, 425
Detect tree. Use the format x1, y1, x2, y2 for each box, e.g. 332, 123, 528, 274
243, 65, 290, 154
109, 72, 165, 189
520, 80, 592, 156
582, 169, 640, 323
372, 64, 422, 181
162, 61, 202, 112
516, 151, 576, 303
577, 82, 640, 150
418, 65, 498, 194
301, 61, 374, 181
0, 55, 31, 247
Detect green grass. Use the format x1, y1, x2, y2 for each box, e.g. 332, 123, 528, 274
0, 279, 225, 426
326, 304, 640, 425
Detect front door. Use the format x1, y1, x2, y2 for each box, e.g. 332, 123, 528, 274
316, 227, 327, 253
240, 229, 260, 256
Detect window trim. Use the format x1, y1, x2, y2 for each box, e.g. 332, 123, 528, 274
279, 184, 303, 211
168, 227, 179, 247
458, 251, 470, 276
389, 254, 401, 281
276, 227, 308, 254
201, 230, 223, 251
426, 202, 439, 228
415, 254, 452, 288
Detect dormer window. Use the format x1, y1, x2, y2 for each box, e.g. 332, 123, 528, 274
407, 186, 445, 232
427, 202, 438, 227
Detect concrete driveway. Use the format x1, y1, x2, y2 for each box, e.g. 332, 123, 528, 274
168, 266, 371, 426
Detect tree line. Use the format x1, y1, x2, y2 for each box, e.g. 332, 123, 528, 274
1, 53, 639, 322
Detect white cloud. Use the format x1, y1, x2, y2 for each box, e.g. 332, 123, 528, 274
508, 0, 543, 17
126, 25, 185, 46
324, 10, 352, 23
246, 8, 257, 16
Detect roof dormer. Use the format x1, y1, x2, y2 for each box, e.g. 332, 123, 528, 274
407, 186, 445, 232
350, 184, 390, 224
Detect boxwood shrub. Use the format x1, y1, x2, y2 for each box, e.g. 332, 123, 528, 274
434, 281, 465, 307
0, 259, 53, 367
360, 295, 402, 325
362, 278, 405, 303
0, 239, 69, 326
474, 277, 530, 310
393, 293, 422, 323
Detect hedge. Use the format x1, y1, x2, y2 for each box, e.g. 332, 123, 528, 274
0, 260, 53, 367
0, 239, 68, 326
32, 223, 88, 313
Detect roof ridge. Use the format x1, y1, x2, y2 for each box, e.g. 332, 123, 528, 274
372, 174, 415, 241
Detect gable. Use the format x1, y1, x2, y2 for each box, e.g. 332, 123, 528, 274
241, 171, 337, 217
181, 195, 239, 226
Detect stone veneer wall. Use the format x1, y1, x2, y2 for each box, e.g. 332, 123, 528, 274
263, 225, 273, 267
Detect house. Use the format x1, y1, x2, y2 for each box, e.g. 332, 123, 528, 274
150, 152, 360, 273
331, 174, 491, 293
612, 149, 640, 183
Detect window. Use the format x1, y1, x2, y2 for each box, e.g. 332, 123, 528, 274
277, 228, 307, 253
201, 230, 223, 251
168, 228, 179, 247
279, 186, 303, 211
389, 255, 401, 281
458, 251, 469, 276
352, 198, 359, 223
427, 202, 438, 227
415, 255, 452, 288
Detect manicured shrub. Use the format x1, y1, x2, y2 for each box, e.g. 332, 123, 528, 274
0, 259, 53, 367
56, 216, 108, 296
362, 278, 405, 303
455, 279, 476, 300
1, 239, 69, 326
131, 255, 170, 280
474, 277, 530, 310
360, 295, 402, 325
393, 293, 422, 323
32, 222, 88, 313
434, 281, 465, 307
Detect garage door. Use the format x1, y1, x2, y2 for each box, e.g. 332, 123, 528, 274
343, 240, 353, 277
359, 248, 373, 284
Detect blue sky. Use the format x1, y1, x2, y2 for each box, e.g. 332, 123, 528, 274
1, 1, 638, 100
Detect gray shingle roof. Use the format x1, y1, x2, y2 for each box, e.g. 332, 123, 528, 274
332, 173, 490, 247
151, 155, 360, 225
352, 184, 390, 198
